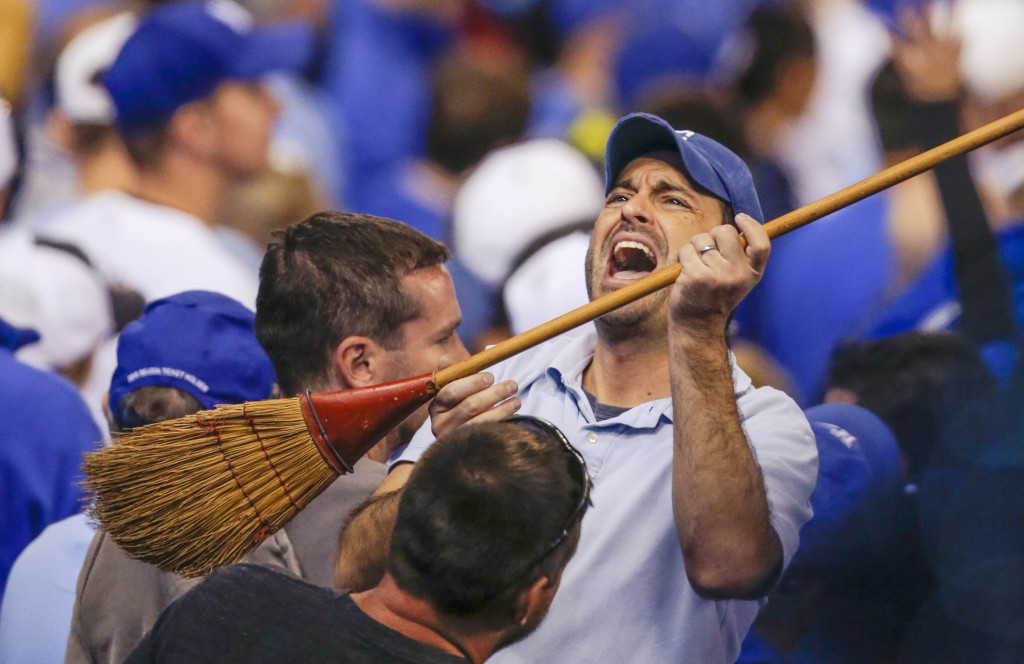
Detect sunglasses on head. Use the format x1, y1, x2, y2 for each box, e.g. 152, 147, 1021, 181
504, 415, 593, 569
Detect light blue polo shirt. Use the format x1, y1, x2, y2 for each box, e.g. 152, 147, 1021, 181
397, 329, 817, 663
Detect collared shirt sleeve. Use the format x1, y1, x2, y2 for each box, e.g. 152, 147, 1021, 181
737, 383, 818, 570
389, 417, 434, 468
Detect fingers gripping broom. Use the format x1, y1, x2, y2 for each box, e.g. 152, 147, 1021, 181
84, 108, 1024, 577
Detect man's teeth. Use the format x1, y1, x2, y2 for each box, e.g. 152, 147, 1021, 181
612, 240, 656, 274
613, 240, 654, 262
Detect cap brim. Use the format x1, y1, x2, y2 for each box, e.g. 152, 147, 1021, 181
232, 21, 316, 80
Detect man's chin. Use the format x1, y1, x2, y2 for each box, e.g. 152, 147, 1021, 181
595, 291, 666, 330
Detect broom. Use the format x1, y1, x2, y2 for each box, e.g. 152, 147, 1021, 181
84, 107, 1024, 578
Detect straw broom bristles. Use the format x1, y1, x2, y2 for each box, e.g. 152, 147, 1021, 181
84, 397, 339, 577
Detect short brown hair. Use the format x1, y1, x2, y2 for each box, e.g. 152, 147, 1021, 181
112, 385, 202, 431
255, 211, 449, 395
389, 421, 583, 618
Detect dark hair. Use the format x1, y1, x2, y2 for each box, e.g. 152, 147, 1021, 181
255, 211, 448, 395
121, 125, 170, 169
425, 49, 531, 175
388, 421, 583, 618
735, 7, 816, 108
827, 332, 1000, 476
112, 385, 202, 431
67, 122, 121, 157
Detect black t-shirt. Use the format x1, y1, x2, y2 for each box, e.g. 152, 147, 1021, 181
125, 564, 466, 663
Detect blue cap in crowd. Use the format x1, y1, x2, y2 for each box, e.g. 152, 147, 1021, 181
795, 403, 904, 570
604, 112, 764, 222
109, 291, 276, 424
103, 0, 314, 135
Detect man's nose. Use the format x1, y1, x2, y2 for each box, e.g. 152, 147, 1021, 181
621, 194, 653, 224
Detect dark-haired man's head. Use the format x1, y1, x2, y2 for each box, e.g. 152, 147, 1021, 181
734, 6, 817, 118
256, 211, 468, 455
425, 48, 531, 176
384, 418, 587, 649
825, 331, 1001, 477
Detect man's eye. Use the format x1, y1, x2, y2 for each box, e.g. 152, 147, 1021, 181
666, 197, 685, 206
606, 193, 629, 204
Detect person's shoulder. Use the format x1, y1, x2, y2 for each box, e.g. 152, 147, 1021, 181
202, 563, 331, 599
735, 368, 813, 447
39, 190, 127, 235
0, 352, 94, 418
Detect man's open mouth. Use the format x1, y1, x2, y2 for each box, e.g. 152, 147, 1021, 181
610, 240, 657, 278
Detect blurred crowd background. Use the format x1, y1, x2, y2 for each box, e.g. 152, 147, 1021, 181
3, 0, 1024, 661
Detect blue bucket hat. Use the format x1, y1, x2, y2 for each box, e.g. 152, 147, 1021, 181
104, 0, 314, 135
604, 112, 763, 222
109, 291, 276, 425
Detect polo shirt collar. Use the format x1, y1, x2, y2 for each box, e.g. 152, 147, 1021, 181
531, 328, 754, 427
541, 330, 674, 427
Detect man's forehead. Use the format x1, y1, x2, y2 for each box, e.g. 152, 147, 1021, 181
400, 262, 453, 291
399, 264, 461, 319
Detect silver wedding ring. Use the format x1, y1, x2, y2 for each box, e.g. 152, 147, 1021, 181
697, 244, 717, 256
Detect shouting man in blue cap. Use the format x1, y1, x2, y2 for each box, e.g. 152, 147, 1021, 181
340, 113, 819, 663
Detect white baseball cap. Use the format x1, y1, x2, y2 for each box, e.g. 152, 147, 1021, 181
503, 230, 592, 335
55, 11, 137, 124
453, 139, 604, 288
0, 230, 114, 370
953, 0, 1024, 104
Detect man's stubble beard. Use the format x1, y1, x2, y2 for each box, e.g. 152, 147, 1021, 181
584, 241, 670, 343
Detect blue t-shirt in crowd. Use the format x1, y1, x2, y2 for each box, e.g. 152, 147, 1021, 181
0, 322, 102, 602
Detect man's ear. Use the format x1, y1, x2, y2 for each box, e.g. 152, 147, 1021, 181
168, 102, 215, 158
334, 336, 385, 388
47, 110, 74, 152
102, 391, 115, 432
511, 575, 555, 627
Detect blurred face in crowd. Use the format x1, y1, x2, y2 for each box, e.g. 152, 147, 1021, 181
585, 156, 728, 332
203, 80, 279, 179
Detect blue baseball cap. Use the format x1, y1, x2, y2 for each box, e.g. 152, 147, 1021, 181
104, 0, 315, 135
795, 403, 903, 570
604, 112, 763, 222
109, 291, 276, 424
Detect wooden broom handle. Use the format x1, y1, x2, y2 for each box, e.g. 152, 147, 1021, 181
433, 107, 1024, 388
